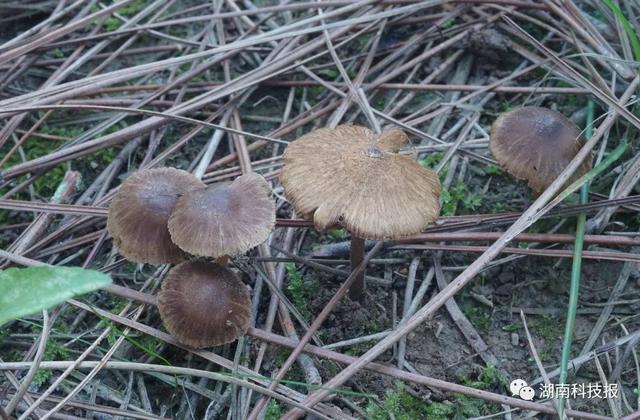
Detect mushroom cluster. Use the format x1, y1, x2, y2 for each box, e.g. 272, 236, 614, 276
107, 168, 205, 265
108, 169, 275, 348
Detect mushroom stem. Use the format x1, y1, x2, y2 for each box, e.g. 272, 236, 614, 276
349, 236, 366, 301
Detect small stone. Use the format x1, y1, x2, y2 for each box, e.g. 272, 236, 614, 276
511, 332, 519, 346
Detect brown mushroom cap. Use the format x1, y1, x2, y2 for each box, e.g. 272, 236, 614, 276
279, 125, 441, 240
157, 261, 251, 348
107, 168, 205, 264
168, 172, 275, 258
490, 107, 592, 192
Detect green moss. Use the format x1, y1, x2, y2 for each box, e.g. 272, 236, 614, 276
118, 0, 145, 17
327, 228, 347, 239
0, 210, 9, 225
103, 0, 146, 31
440, 181, 481, 216
285, 262, 306, 317
34, 166, 66, 197
419, 152, 443, 169
364, 318, 382, 335
450, 365, 504, 417
477, 365, 504, 388
484, 164, 503, 176
462, 305, 491, 333
32, 337, 71, 388
105, 17, 121, 32
0, 133, 67, 197
319, 68, 338, 79
533, 315, 563, 361
285, 263, 318, 321
264, 400, 282, 420
490, 201, 508, 213
502, 323, 521, 332
51, 48, 64, 59
366, 383, 436, 420
442, 18, 457, 29
355, 34, 371, 50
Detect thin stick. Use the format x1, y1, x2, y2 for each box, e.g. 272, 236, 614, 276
4, 311, 50, 416
349, 236, 366, 301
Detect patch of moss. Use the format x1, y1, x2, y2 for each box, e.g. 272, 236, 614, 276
450, 365, 503, 417
483, 164, 503, 176
364, 318, 382, 335
307, 85, 324, 103
366, 382, 499, 420
462, 305, 491, 334
103, 0, 146, 31
51, 48, 64, 59
327, 228, 347, 239
419, 152, 443, 169
264, 400, 282, 420
502, 323, 521, 333
32, 337, 71, 388
0, 134, 67, 197
366, 383, 437, 420
440, 181, 482, 216
490, 201, 508, 213
532, 315, 563, 361
285, 263, 318, 321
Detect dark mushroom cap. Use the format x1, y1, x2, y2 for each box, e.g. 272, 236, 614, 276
157, 261, 251, 348
107, 168, 205, 264
168, 172, 275, 258
490, 107, 592, 192
279, 125, 441, 240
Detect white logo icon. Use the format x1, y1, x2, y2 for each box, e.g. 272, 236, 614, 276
510, 379, 535, 400
519, 386, 535, 400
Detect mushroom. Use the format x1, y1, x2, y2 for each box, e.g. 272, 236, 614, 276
490, 106, 592, 193
107, 168, 205, 264
280, 124, 441, 301
157, 260, 251, 348
168, 172, 275, 259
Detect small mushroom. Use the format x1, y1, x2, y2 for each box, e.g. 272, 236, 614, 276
157, 261, 251, 348
490, 106, 592, 192
280, 124, 441, 301
107, 168, 205, 264
168, 172, 275, 258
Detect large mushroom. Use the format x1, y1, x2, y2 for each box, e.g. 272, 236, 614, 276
490, 106, 592, 193
157, 260, 251, 348
167, 172, 275, 259
280, 124, 441, 301
107, 168, 205, 264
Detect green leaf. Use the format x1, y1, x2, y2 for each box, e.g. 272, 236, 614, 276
0, 266, 111, 324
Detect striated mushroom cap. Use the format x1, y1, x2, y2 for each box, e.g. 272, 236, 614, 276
168, 172, 275, 258
107, 168, 205, 264
279, 125, 441, 240
490, 107, 592, 192
157, 261, 251, 348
